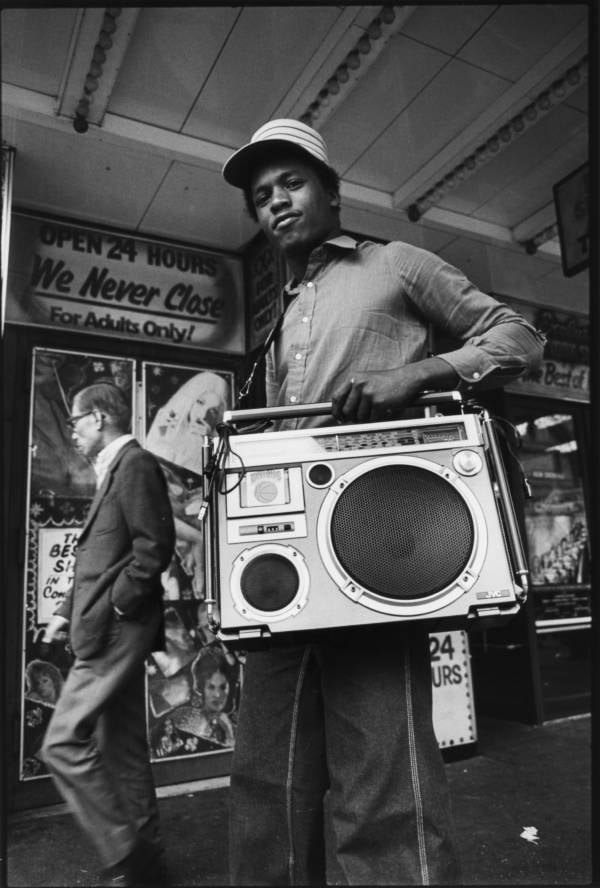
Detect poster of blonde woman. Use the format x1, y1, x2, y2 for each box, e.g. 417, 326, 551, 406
143, 362, 242, 760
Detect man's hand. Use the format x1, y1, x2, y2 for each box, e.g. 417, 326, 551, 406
42, 614, 70, 644
330, 357, 459, 424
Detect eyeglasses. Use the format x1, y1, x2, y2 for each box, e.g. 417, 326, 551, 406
66, 410, 95, 430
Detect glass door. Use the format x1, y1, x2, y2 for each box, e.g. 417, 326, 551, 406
19, 348, 240, 789
507, 397, 591, 718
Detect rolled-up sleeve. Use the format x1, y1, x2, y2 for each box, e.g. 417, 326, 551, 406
399, 245, 546, 388
437, 317, 546, 387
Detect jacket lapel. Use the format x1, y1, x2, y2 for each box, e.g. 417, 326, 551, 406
78, 440, 139, 539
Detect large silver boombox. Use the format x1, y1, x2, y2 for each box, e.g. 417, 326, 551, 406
201, 392, 529, 645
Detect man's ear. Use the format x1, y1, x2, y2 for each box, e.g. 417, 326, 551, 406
329, 191, 341, 209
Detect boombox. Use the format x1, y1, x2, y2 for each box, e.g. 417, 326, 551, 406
201, 392, 529, 646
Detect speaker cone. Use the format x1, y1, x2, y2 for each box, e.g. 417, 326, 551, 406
231, 544, 309, 622
329, 464, 474, 599
240, 553, 299, 612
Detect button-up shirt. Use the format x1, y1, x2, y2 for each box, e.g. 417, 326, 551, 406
265, 235, 545, 429
94, 434, 135, 488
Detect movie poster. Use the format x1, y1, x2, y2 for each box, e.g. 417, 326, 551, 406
142, 362, 244, 760
21, 348, 134, 779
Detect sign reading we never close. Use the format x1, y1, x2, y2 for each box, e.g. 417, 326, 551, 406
6, 213, 245, 353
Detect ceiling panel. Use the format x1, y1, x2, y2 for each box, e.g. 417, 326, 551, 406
10, 119, 172, 230
401, 4, 495, 55
471, 134, 587, 228
141, 163, 256, 252
457, 4, 588, 81
183, 6, 343, 148
0, 8, 78, 95
438, 103, 587, 224
563, 81, 588, 114
108, 7, 239, 132
322, 33, 449, 178
344, 57, 509, 192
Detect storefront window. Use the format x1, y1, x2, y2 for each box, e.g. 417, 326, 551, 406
512, 408, 591, 630
20, 348, 240, 781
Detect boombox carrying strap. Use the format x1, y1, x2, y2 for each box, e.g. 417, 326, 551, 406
236, 309, 287, 406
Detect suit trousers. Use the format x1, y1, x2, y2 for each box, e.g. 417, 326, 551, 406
229, 627, 462, 886
42, 613, 161, 868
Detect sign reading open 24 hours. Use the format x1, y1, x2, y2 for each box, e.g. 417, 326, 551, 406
6, 213, 245, 354
430, 630, 476, 749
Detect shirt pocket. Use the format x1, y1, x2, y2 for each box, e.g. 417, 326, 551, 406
335, 311, 414, 373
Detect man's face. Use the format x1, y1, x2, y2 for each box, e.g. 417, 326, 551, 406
68, 395, 103, 460
250, 156, 339, 257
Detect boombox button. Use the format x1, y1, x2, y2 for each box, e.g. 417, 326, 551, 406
453, 449, 483, 476
307, 462, 334, 488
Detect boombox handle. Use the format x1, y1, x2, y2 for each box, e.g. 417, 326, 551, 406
480, 409, 530, 601
223, 389, 465, 425
201, 436, 220, 632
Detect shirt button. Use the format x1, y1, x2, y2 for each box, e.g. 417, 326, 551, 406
295, 353, 302, 360
306, 282, 314, 288
290, 395, 298, 403
302, 316, 309, 323
472, 371, 481, 380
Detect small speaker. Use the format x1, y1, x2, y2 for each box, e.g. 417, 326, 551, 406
206, 402, 527, 644
230, 544, 309, 622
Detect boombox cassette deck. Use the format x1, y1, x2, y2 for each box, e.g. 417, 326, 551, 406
201, 393, 529, 645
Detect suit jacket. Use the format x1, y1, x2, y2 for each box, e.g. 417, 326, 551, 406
56, 440, 175, 660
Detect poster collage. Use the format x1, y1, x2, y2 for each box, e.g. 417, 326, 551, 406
21, 347, 241, 779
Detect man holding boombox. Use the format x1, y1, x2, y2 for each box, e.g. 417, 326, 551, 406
221, 118, 545, 886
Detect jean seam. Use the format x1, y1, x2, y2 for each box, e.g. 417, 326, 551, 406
405, 646, 430, 885
286, 645, 312, 886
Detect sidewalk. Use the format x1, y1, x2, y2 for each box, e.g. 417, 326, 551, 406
6, 714, 592, 887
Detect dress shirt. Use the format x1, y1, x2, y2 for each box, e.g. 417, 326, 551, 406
94, 434, 135, 489
265, 235, 545, 429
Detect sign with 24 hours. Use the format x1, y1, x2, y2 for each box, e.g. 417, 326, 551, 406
6, 213, 245, 354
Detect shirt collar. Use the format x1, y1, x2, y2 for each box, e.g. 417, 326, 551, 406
284, 234, 359, 292
321, 234, 358, 251
94, 434, 135, 487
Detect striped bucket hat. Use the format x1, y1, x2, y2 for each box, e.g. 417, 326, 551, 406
222, 119, 332, 188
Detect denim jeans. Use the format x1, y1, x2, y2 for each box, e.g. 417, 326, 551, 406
229, 625, 462, 885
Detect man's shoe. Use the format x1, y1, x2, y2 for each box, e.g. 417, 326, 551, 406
101, 839, 168, 887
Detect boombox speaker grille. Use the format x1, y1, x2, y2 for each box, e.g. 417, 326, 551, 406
240, 553, 299, 612
330, 465, 474, 599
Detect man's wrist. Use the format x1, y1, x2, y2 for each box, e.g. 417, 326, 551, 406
406, 356, 459, 391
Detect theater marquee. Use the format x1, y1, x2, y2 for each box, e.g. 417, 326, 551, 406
6, 213, 245, 354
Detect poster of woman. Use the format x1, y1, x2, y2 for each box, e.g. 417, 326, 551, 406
143, 362, 243, 760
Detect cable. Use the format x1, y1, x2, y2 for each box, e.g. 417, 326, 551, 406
197, 423, 246, 522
